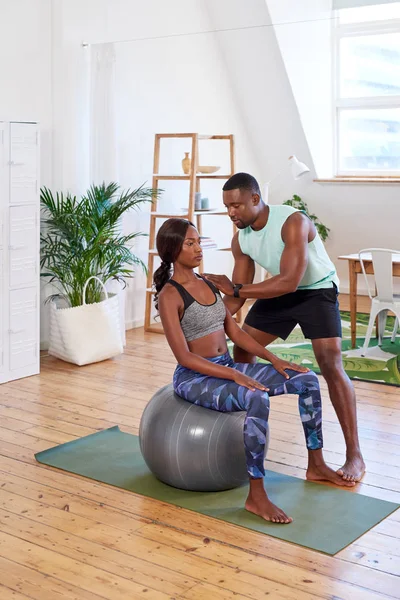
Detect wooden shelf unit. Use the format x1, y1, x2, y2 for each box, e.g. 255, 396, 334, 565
144, 133, 237, 333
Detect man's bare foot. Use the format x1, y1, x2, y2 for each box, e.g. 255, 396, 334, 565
245, 488, 293, 524
306, 462, 355, 487
337, 455, 366, 482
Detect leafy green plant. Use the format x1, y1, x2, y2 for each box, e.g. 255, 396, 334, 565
283, 194, 330, 242
40, 181, 158, 307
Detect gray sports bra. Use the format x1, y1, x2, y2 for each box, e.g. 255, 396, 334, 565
167, 276, 226, 342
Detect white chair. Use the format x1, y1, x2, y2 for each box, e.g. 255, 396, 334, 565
359, 248, 400, 357
393, 318, 399, 342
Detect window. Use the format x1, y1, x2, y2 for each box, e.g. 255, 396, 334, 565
334, 3, 400, 176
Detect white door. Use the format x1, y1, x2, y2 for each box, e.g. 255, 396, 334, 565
9, 287, 37, 371
9, 205, 37, 287
9, 123, 38, 205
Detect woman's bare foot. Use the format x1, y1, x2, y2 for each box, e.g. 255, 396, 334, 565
245, 478, 293, 524
307, 449, 355, 487
337, 455, 366, 482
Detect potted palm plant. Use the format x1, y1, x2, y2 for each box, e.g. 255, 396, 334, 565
40, 181, 157, 365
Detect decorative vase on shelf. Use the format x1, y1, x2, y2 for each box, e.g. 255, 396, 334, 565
182, 152, 191, 175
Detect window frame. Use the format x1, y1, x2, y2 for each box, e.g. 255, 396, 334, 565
333, 12, 400, 177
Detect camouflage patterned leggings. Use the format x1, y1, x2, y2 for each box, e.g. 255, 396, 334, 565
173, 352, 323, 479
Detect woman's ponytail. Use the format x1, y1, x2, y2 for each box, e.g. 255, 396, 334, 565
153, 260, 171, 311
152, 217, 195, 311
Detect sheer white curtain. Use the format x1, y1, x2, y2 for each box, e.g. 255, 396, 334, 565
90, 43, 126, 345
90, 43, 118, 183
333, 0, 399, 8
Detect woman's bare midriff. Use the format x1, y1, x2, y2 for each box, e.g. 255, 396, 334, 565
187, 329, 228, 358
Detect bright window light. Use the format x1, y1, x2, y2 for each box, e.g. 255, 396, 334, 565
334, 3, 400, 176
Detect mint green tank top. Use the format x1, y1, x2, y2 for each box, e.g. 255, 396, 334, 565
238, 205, 339, 290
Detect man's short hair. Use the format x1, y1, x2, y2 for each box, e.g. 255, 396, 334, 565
223, 172, 261, 196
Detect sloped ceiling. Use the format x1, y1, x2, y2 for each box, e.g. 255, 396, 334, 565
203, 0, 317, 202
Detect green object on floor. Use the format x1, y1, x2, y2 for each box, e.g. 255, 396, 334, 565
35, 427, 399, 556
229, 311, 400, 387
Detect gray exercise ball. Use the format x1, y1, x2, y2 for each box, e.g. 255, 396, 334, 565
139, 383, 269, 492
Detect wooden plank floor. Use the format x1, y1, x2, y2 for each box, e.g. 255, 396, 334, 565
1, 308, 400, 599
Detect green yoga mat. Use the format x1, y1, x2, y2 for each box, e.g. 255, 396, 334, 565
35, 426, 399, 555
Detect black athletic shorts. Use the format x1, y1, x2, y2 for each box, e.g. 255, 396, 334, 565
244, 282, 342, 341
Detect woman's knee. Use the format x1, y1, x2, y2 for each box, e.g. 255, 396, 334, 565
247, 389, 270, 414
302, 369, 320, 386
286, 369, 320, 393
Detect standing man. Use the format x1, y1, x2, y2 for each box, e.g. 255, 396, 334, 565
204, 172, 365, 482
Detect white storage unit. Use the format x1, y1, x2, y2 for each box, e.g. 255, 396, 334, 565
0, 121, 40, 383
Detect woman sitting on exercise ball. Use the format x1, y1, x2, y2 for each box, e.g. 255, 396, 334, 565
154, 218, 354, 524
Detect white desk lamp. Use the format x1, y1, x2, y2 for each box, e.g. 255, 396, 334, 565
264, 155, 310, 202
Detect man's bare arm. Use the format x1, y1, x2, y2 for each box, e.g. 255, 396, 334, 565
235, 213, 310, 300
224, 233, 255, 315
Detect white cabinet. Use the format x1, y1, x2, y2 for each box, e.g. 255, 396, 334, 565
9, 205, 38, 288
10, 123, 39, 206
0, 121, 40, 383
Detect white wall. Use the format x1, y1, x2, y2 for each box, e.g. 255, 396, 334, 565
267, 0, 334, 177
50, 0, 260, 333
44, 0, 400, 342
311, 181, 400, 293
4, 0, 398, 345
205, 0, 400, 293
204, 0, 313, 196
0, 0, 52, 344
266, 0, 400, 291
0, 0, 52, 184
50, 0, 259, 192
114, 29, 260, 327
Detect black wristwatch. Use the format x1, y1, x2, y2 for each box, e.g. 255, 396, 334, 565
233, 283, 243, 298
